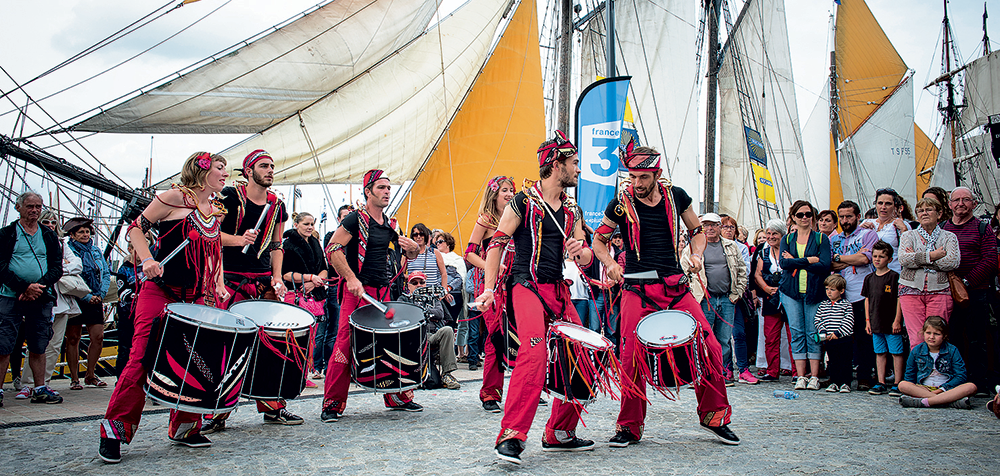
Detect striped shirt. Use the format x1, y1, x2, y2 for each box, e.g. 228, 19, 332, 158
941, 218, 998, 289
409, 247, 442, 286
814, 298, 854, 338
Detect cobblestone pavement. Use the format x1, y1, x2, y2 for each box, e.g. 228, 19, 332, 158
2, 369, 998, 474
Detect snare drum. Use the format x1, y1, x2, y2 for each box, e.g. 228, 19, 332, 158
229, 300, 316, 400
546, 322, 614, 404
145, 303, 258, 413
635, 310, 700, 390
350, 301, 427, 392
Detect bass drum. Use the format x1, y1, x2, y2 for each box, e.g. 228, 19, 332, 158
350, 301, 427, 392
229, 300, 316, 400
144, 303, 258, 414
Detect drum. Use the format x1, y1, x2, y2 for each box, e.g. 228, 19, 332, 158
635, 310, 700, 390
350, 301, 427, 392
546, 321, 614, 404
145, 303, 258, 413
229, 300, 316, 400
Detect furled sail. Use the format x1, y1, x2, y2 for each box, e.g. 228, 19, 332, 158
73, 0, 439, 135
839, 76, 916, 206
717, 0, 809, 228
394, 0, 545, 245
961, 50, 1000, 132
801, 83, 832, 210
614, 0, 701, 197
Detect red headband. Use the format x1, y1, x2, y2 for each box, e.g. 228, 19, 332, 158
537, 130, 577, 167
363, 169, 389, 189
241, 149, 272, 177
620, 137, 660, 171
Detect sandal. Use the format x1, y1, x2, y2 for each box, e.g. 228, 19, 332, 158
70, 380, 84, 390
85, 377, 108, 388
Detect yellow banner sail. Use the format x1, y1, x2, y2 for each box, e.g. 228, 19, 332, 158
396, 0, 545, 245
913, 124, 939, 198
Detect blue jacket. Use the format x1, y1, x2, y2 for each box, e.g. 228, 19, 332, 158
778, 230, 832, 305
904, 341, 967, 391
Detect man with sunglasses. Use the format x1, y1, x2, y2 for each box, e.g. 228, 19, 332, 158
398, 271, 460, 390
942, 187, 999, 395
204, 149, 300, 432
0, 191, 64, 406
322, 169, 421, 422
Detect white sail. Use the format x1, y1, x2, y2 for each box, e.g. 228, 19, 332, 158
961, 50, 1000, 132
801, 83, 831, 210
718, 0, 809, 227
614, 0, 701, 197
73, 0, 440, 135
839, 76, 916, 206
929, 128, 956, 190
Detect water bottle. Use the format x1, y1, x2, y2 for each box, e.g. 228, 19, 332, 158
811, 332, 829, 343
773, 390, 799, 399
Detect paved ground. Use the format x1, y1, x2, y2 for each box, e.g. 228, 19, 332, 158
2, 368, 998, 474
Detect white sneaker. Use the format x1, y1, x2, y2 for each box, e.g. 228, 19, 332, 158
839, 384, 851, 393
825, 384, 839, 393
806, 376, 820, 390
15, 387, 32, 399
794, 376, 807, 390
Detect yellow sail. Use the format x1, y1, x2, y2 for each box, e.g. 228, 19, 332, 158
835, 0, 908, 138
829, 131, 842, 209
396, 0, 545, 245
913, 124, 938, 198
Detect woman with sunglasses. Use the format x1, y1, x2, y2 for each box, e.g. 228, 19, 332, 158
407, 223, 448, 295
779, 200, 832, 391
862, 189, 911, 272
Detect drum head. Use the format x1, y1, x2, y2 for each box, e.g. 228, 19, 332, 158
550, 322, 611, 350
350, 301, 424, 332
229, 300, 315, 331
635, 310, 697, 348
165, 303, 257, 333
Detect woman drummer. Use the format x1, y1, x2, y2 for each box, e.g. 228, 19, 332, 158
98, 152, 231, 464
465, 175, 515, 413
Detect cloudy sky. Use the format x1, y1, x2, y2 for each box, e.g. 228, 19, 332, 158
0, 0, 996, 228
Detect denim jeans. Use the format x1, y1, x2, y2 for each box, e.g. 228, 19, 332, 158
466, 309, 483, 365
702, 295, 735, 372
573, 299, 600, 332
732, 301, 749, 372
313, 287, 340, 372
779, 292, 821, 360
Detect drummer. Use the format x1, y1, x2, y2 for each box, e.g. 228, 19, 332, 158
590, 142, 739, 447
321, 169, 420, 422
475, 131, 595, 464
99, 152, 232, 464
202, 149, 303, 433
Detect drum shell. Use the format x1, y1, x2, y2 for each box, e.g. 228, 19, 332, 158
350, 302, 428, 392
635, 310, 699, 389
229, 300, 316, 400
145, 305, 257, 414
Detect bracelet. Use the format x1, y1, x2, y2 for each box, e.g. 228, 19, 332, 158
141, 257, 154, 265
691, 253, 702, 260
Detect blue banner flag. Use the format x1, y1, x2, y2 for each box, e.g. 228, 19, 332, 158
574, 76, 631, 231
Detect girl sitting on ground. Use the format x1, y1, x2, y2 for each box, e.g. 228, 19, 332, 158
898, 316, 977, 409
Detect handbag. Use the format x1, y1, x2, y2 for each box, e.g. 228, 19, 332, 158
284, 278, 325, 317
947, 272, 969, 305
57, 274, 91, 298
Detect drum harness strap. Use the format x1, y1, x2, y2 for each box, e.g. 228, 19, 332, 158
623, 275, 690, 311
511, 275, 565, 323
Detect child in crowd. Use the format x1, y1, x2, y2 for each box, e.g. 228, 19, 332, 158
862, 241, 904, 396
814, 274, 854, 393
898, 316, 977, 409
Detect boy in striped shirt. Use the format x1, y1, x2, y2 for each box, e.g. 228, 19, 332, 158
815, 274, 855, 393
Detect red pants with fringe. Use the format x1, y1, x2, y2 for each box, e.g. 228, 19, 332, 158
497, 282, 583, 444
616, 282, 732, 439
479, 306, 505, 402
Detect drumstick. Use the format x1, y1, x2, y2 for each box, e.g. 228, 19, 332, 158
242, 202, 272, 254
362, 292, 395, 319
141, 230, 199, 282
538, 196, 584, 259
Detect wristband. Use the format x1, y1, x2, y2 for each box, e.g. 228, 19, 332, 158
141, 257, 154, 265
691, 253, 702, 260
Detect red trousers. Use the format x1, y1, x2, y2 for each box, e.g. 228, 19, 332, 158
100, 281, 203, 443
209, 282, 284, 418
616, 282, 732, 438
762, 314, 791, 378
323, 286, 413, 412
497, 282, 583, 443
479, 306, 505, 402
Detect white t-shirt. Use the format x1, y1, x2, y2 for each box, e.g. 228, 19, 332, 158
922, 351, 950, 388
862, 218, 910, 273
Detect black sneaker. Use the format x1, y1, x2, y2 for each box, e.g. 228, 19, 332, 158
538, 395, 548, 406
542, 436, 595, 452
264, 409, 304, 425
868, 383, 888, 395
608, 429, 640, 448
468, 362, 479, 371
700, 423, 740, 445
389, 401, 423, 412
482, 400, 502, 413
200, 417, 226, 434
99, 438, 121, 464
0, 390, 4, 408
169, 433, 212, 448
320, 408, 342, 422
495, 439, 524, 464
30, 386, 63, 404
758, 375, 779, 382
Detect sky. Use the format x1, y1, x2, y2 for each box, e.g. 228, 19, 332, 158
0, 0, 996, 237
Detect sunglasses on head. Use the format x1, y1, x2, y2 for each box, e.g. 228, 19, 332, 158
794, 211, 813, 219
